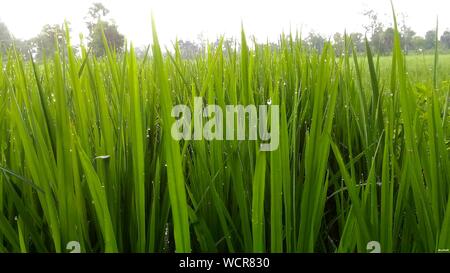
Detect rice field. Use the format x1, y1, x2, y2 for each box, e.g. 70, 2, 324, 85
0, 13, 450, 253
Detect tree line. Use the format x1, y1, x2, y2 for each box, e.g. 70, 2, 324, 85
165, 10, 450, 59
327, 9, 446, 55
0, 3, 124, 60
1, 5, 449, 60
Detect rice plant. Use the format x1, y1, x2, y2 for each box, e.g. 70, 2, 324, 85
0, 7, 449, 253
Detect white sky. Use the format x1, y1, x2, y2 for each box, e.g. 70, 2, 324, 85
0, 0, 449, 47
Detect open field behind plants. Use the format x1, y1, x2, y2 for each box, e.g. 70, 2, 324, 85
0, 12, 450, 253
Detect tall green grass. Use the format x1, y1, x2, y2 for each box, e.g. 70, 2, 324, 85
0, 9, 449, 253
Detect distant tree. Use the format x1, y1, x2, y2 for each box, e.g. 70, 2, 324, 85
0, 21, 12, 54
0, 21, 32, 58
401, 27, 416, 53
177, 40, 202, 59
382, 27, 395, 54
222, 37, 236, 56
363, 9, 383, 38
425, 30, 437, 50
333, 32, 344, 55
134, 46, 148, 59
87, 3, 110, 26
14, 39, 32, 58
362, 9, 399, 54
349, 32, 364, 53
440, 30, 450, 50
222, 37, 236, 49
89, 21, 125, 57
370, 28, 385, 54
397, 15, 416, 53
412, 36, 426, 52
31, 24, 66, 60
85, 3, 124, 57
307, 32, 326, 52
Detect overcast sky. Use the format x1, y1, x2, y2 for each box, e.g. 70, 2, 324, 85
0, 0, 449, 47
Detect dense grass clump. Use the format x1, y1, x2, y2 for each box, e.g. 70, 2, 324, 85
0, 14, 449, 253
